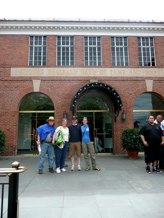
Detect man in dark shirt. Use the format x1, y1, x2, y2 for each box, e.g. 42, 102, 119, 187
68, 116, 82, 171
140, 115, 164, 173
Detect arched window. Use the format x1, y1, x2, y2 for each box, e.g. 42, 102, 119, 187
133, 92, 164, 128
18, 93, 55, 153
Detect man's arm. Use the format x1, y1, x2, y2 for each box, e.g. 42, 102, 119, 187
140, 134, 149, 146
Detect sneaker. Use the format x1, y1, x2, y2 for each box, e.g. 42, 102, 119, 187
85, 168, 91, 171
77, 165, 81, 171
71, 165, 74, 171
61, 168, 66, 172
38, 169, 43, 175
156, 167, 162, 173
146, 166, 151, 174
152, 167, 161, 173
56, 168, 61, 174
93, 167, 101, 171
49, 168, 54, 173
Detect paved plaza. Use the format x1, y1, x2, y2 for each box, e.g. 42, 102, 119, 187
0, 153, 164, 218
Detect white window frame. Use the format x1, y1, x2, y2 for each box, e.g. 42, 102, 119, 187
29, 36, 46, 66
138, 37, 156, 67
111, 37, 129, 67
56, 36, 74, 66
84, 36, 101, 66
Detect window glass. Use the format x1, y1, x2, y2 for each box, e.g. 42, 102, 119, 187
29, 36, 46, 66
57, 36, 74, 66
84, 36, 101, 66
20, 93, 54, 111
138, 37, 156, 66
111, 37, 128, 66
133, 93, 164, 128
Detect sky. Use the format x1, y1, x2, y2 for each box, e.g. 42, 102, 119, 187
0, 0, 164, 21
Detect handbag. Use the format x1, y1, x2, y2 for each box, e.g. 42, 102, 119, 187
55, 130, 63, 145
45, 133, 52, 143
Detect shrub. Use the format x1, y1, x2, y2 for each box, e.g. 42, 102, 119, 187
121, 128, 143, 151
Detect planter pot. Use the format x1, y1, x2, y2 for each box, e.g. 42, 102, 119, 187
127, 150, 138, 160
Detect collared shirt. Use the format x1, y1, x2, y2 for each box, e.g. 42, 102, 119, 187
37, 123, 56, 143
81, 124, 90, 143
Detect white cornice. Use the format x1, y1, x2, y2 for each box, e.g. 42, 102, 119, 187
0, 20, 164, 36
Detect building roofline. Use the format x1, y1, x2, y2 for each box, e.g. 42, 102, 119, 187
0, 18, 164, 24
0, 19, 164, 36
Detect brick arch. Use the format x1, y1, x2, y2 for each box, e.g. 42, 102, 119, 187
70, 82, 122, 121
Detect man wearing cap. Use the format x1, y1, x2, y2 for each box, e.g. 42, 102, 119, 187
69, 116, 82, 171
37, 116, 56, 174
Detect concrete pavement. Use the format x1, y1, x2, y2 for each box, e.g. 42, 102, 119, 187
0, 153, 164, 218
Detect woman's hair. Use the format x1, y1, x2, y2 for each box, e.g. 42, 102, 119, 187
83, 117, 87, 120
62, 118, 67, 122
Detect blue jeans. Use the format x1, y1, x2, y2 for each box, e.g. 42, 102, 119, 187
38, 142, 54, 170
55, 142, 68, 169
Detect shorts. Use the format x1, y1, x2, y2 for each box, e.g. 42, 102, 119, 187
144, 145, 160, 164
69, 142, 81, 157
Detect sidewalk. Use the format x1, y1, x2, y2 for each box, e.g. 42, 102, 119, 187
1, 153, 164, 218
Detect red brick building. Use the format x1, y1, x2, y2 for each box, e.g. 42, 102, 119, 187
0, 20, 164, 155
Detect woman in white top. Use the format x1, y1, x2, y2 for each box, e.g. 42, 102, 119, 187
52, 118, 69, 174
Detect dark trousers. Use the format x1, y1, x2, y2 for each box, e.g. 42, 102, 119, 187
55, 142, 68, 169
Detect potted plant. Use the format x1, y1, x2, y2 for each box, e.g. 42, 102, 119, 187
0, 129, 5, 153
121, 128, 143, 159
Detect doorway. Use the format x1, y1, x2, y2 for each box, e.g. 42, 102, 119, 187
77, 90, 113, 153
18, 93, 54, 154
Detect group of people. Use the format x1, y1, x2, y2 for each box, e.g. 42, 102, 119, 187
140, 115, 164, 173
37, 114, 164, 175
37, 116, 100, 174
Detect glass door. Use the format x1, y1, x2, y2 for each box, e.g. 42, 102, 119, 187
77, 110, 113, 153
18, 92, 55, 154
18, 112, 54, 154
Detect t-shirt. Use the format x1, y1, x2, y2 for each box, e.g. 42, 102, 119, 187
161, 120, 164, 131
154, 120, 164, 131
69, 125, 82, 142
81, 124, 90, 143
55, 126, 69, 142
139, 123, 163, 146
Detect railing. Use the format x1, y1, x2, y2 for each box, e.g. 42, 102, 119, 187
0, 162, 27, 218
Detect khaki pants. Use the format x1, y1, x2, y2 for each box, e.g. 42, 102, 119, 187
82, 142, 96, 169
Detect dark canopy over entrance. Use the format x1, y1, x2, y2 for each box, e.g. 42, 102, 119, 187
70, 82, 122, 121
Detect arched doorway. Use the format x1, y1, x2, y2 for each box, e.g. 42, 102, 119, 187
71, 82, 122, 153
18, 92, 55, 154
133, 92, 164, 128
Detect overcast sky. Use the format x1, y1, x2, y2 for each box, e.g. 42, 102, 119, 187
0, 0, 164, 21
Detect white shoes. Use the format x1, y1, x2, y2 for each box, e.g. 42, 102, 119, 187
56, 168, 66, 173
56, 168, 61, 174
78, 165, 81, 171
71, 165, 74, 171
71, 165, 81, 171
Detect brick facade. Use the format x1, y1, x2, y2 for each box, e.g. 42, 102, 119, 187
0, 20, 164, 155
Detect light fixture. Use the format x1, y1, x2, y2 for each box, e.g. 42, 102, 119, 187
121, 111, 126, 121
63, 111, 68, 119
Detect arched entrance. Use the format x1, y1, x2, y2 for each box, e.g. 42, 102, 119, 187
133, 92, 164, 128
18, 92, 55, 154
71, 82, 122, 153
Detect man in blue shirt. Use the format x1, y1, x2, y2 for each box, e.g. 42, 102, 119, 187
81, 117, 100, 171
37, 116, 56, 174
